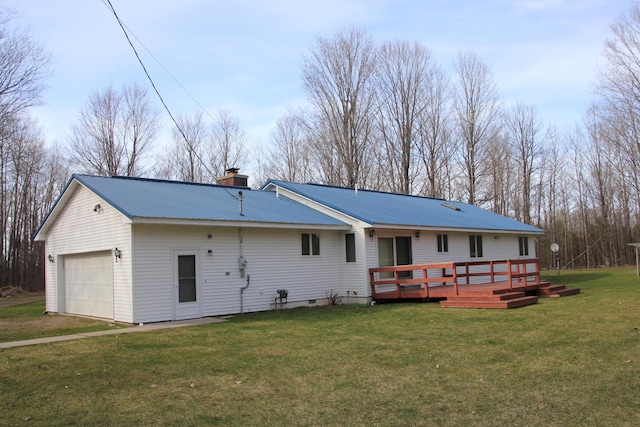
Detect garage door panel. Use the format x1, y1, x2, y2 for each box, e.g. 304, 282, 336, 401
64, 252, 113, 319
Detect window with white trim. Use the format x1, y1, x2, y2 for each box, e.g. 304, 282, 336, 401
302, 233, 320, 256
437, 234, 448, 253
469, 235, 483, 258
519, 236, 529, 256
345, 233, 356, 262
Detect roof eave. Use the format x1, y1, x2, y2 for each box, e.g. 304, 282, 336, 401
130, 217, 351, 230
34, 174, 136, 241
370, 223, 545, 235
33, 177, 80, 241
261, 181, 373, 224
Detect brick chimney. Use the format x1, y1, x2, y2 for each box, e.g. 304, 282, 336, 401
216, 168, 249, 188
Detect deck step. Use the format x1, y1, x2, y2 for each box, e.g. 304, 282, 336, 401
538, 284, 581, 297
444, 291, 527, 302
440, 295, 538, 309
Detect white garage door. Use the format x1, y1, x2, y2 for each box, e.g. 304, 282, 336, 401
64, 251, 113, 319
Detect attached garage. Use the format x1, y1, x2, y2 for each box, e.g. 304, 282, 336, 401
64, 251, 114, 319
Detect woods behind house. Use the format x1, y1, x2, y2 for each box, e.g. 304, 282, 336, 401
4, 3, 640, 290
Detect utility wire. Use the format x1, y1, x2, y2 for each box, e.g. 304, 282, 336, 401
102, 0, 240, 200
103, 0, 190, 145
100, 0, 218, 124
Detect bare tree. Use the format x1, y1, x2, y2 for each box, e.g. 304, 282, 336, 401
536, 129, 567, 267
68, 84, 161, 177
0, 6, 51, 124
453, 51, 502, 205
209, 109, 249, 177
505, 102, 544, 223
302, 27, 378, 188
375, 40, 433, 194
162, 112, 210, 182
416, 62, 453, 199
591, 1, 640, 265
1, 115, 65, 290
484, 132, 513, 217
264, 111, 314, 182
0, 6, 52, 290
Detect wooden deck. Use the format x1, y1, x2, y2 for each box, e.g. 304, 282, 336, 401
369, 259, 580, 309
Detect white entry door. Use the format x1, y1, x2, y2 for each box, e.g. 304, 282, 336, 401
174, 252, 201, 320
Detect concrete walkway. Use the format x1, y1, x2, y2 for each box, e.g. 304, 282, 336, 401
0, 317, 226, 349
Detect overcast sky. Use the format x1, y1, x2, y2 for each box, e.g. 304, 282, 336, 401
5, 0, 630, 154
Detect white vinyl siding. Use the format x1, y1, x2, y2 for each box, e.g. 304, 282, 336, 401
43, 184, 132, 322
265, 185, 372, 298
132, 225, 347, 322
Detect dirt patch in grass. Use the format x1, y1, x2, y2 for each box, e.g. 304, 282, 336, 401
0, 313, 106, 333
0, 287, 44, 307
0, 295, 128, 343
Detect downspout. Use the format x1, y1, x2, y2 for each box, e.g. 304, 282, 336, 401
238, 226, 249, 314
240, 275, 250, 314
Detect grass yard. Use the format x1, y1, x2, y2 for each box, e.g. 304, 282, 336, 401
0, 267, 639, 426
0, 295, 127, 343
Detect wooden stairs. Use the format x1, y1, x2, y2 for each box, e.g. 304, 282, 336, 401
440, 289, 538, 309
439, 282, 581, 309
537, 282, 581, 298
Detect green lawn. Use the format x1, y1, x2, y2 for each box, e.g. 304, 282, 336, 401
0, 298, 127, 343
0, 267, 638, 426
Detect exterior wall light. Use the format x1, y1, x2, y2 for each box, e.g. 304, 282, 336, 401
48, 254, 54, 263
113, 248, 121, 262
415, 230, 421, 240
93, 204, 102, 213
369, 229, 375, 240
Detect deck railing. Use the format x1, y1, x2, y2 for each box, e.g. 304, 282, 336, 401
369, 258, 540, 299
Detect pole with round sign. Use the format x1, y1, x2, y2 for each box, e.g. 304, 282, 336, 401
550, 243, 560, 275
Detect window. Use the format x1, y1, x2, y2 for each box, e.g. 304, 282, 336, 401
345, 233, 356, 262
519, 236, 529, 256
302, 233, 320, 256
469, 235, 483, 258
177, 255, 197, 303
437, 234, 449, 253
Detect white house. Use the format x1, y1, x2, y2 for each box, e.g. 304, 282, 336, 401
34, 172, 544, 323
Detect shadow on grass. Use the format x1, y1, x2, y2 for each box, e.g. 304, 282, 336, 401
542, 271, 610, 285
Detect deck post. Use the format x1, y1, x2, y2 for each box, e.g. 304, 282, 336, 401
490, 261, 495, 282
453, 264, 459, 295
369, 270, 375, 299
423, 267, 429, 298
465, 262, 470, 286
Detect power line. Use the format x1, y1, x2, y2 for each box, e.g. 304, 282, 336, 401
101, 0, 240, 200
103, 0, 189, 143
99, 0, 218, 124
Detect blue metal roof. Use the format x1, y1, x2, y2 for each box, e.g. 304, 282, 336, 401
263, 180, 544, 234
65, 175, 348, 226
